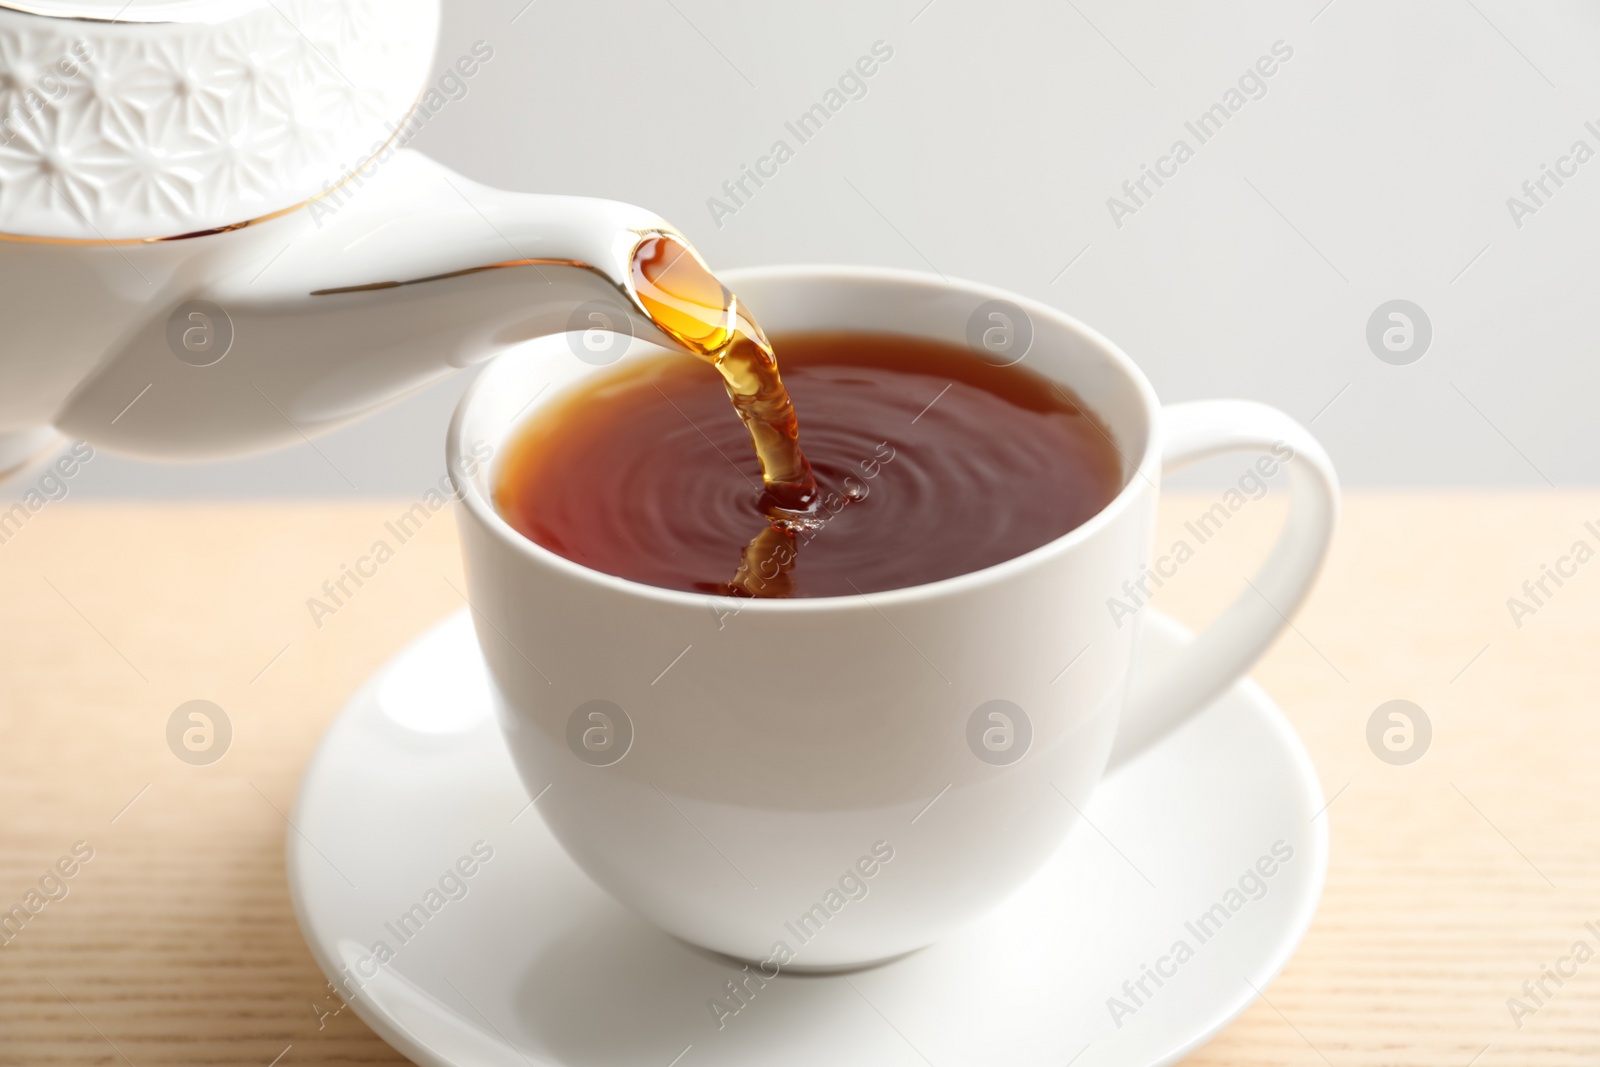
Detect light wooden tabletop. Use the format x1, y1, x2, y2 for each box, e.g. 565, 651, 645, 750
1, 494, 1597, 1066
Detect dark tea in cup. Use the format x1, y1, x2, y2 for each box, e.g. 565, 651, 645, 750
494, 330, 1122, 598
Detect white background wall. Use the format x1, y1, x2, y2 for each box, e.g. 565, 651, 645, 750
54, 0, 1600, 496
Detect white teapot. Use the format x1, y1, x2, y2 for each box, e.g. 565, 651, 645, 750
0, 0, 681, 473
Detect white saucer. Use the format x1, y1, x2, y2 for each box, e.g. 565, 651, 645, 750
288, 608, 1326, 1067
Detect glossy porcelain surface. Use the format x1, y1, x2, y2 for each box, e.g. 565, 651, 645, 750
0, 7, 684, 470
0, 0, 436, 240
447, 267, 1338, 965
0, 150, 677, 459
288, 608, 1329, 1067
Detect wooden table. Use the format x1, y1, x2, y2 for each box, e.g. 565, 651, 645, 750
2, 495, 1597, 1065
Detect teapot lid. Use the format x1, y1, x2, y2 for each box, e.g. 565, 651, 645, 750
0, 0, 437, 242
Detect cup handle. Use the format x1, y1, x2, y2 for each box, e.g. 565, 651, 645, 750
1107, 400, 1340, 768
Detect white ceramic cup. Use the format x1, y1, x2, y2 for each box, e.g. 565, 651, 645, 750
448, 266, 1338, 969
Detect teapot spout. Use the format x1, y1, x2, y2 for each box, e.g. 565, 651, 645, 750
56, 152, 684, 461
